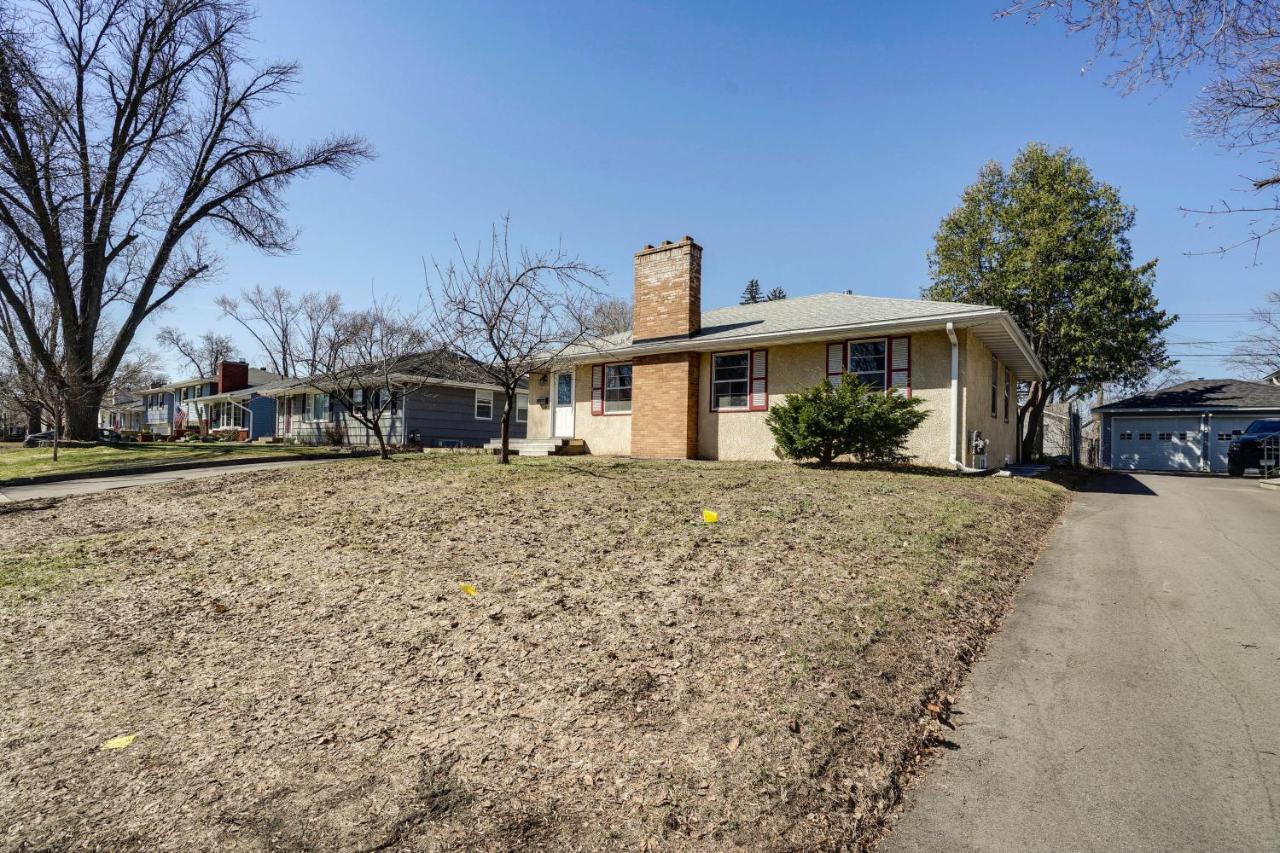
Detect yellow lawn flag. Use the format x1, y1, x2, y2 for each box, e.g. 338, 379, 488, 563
702, 509, 719, 524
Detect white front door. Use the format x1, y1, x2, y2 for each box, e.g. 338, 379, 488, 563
553, 371, 575, 438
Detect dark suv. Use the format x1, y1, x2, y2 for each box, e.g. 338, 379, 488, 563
1227, 418, 1280, 476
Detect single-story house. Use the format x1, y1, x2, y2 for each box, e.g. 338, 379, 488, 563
525, 236, 1045, 469
260, 350, 528, 449
1094, 379, 1280, 473
140, 361, 283, 438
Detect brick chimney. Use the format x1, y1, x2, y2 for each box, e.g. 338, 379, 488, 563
630, 236, 702, 459
632, 236, 701, 342
217, 360, 249, 394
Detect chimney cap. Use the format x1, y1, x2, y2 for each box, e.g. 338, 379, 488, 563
661, 239, 672, 246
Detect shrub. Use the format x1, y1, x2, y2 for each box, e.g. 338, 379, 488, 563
323, 424, 346, 447
765, 374, 928, 465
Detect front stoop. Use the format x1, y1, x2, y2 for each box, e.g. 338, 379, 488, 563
483, 438, 587, 457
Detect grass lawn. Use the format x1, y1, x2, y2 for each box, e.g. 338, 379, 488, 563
0, 441, 344, 482
0, 455, 1070, 851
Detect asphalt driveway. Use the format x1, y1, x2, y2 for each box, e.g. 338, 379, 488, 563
884, 473, 1280, 852
0, 458, 342, 502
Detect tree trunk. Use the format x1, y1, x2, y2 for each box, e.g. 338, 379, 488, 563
23, 402, 42, 435
371, 421, 389, 460
1019, 382, 1052, 463
499, 393, 512, 464
65, 392, 103, 442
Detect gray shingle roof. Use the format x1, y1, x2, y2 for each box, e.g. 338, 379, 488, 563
1095, 379, 1280, 412
562, 291, 998, 356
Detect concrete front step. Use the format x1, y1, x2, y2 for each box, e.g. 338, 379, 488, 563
484, 437, 586, 456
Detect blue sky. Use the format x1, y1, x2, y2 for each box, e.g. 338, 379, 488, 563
161, 1, 1275, 379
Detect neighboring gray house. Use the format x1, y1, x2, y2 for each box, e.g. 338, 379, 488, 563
1095, 379, 1280, 473
262, 351, 527, 449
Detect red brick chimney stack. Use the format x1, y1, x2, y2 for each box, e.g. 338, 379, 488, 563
217, 360, 250, 394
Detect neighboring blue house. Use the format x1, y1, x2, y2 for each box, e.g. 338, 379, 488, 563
135, 361, 283, 438
263, 350, 527, 448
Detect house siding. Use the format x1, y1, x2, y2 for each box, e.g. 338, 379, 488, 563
959, 330, 1018, 467
246, 396, 277, 440
529, 329, 1025, 469
695, 332, 957, 464
402, 385, 524, 447
274, 385, 523, 448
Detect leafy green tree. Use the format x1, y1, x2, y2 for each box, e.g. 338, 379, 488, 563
766, 375, 928, 465
926, 143, 1175, 461
765, 287, 787, 301
740, 279, 763, 304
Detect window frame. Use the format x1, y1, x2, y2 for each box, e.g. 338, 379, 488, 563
516, 392, 529, 423
474, 388, 494, 420
602, 362, 633, 415
1003, 368, 1011, 422
308, 392, 330, 423
710, 350, 752, 412
990, 355, 998, 419
846, 337, 889, 390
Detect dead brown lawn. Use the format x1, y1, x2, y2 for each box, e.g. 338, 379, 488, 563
0, 454, 1069, 851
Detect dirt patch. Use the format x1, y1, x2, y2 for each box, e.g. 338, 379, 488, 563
0, 455, 1069, 851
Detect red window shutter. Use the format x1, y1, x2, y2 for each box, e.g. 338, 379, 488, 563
826, 342, 844, 386
591, 365, 604, 416
889, 336, 911, 396
749, 349, 768, 411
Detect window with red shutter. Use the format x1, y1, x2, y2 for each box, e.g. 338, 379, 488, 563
749, 350, 768, 411
826, 342, 844, 387
888, 336, 911, 396
590, 365, 604, 416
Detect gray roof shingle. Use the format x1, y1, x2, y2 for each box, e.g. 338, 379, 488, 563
1095, 379, 1280, 412
562, 291, 998, 356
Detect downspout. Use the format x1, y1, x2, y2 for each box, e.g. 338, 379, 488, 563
947, 322, 986, 473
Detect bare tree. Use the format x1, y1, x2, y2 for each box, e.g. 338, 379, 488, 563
297, 292, 344, 371
586, 296, 633, 336
0, 0, 371, 440
216, 285, 342, 376
299, 298, 431, 461
1005, 1, 1280, 254
156, 328, 238, 377
425, 219, 606, 464
1230, 289, 1280, 377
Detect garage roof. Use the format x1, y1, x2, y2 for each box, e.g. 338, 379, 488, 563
1095, 379, 1280, 413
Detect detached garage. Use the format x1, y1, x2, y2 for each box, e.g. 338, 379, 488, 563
1095, 379, 1280, 473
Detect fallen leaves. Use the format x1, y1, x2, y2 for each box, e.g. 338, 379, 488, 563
0, 454, 1070, 852
100, 734, 136, 750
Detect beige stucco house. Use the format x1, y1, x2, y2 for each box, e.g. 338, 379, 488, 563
525, 236, 1044, 469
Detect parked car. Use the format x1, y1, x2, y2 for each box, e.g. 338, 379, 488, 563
22, 428, 124, 448
1227, 418, 1280, 476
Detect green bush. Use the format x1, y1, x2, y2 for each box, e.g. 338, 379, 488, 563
765, 375, 928, 465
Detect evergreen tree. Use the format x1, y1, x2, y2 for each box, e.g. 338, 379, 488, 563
740, 279, 763, 304
765, 287, 787, 301
926, 142, 1175, 461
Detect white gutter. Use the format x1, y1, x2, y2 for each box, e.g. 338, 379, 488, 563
947, 322, 987, 474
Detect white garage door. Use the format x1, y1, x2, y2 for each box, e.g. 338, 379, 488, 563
1208, 415, 1271, 473
1112, 416, 1203, 472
